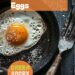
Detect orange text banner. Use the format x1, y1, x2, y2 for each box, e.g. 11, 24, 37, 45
11, 0, 68, 11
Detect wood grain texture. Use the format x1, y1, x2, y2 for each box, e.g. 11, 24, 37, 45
46, 53, 62, 75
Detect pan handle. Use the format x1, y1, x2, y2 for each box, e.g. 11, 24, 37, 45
46, 53, 61, 75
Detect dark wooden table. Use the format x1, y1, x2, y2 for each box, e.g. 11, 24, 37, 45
54, 11, 74, 75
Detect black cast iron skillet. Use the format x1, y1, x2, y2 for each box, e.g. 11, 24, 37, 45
0, 0, 59, 74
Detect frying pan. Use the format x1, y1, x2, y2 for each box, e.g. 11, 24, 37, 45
0, 0, 59, 74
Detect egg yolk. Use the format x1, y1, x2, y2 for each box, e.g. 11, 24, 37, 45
6, 23, 28, 45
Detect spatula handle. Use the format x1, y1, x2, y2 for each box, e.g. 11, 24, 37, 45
46, 53, 62, 75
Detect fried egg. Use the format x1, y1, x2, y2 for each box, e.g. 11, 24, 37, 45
0, 10, 47, 56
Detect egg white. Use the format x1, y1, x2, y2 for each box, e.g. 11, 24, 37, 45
0, 10, 47, 56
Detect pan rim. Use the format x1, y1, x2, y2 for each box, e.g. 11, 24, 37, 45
0, 7, 59, 73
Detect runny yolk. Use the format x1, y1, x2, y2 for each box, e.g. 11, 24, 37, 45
6, 23, 28, 45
